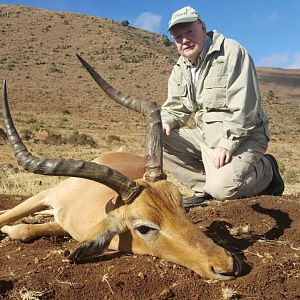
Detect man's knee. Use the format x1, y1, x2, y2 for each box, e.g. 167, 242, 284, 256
205, 177, 239, 200
207, 187, 238, 201
205, 156, 258, 200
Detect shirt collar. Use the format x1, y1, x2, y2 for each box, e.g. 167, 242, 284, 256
200, 35, 212, 61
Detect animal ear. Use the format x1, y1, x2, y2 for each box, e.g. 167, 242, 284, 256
67, 229, 114, 262
67, 213, 127, 262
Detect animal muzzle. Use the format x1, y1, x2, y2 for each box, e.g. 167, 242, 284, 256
212, 252, 244, 280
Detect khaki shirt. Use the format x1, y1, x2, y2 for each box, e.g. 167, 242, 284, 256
161, 30, 270, 154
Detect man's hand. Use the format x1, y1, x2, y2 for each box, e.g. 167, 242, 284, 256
163, 122, 172, 136
213, 146, 231, 169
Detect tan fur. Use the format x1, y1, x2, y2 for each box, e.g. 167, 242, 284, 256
0, 152, 239, 280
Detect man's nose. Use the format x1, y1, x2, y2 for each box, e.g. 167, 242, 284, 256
182, 36, 190, 44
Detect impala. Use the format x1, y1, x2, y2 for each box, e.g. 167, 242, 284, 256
0, 55, 242, 280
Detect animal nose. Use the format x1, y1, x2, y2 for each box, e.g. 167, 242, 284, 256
231, 252, 244, 277
218, 252, 243, 278
211, 252, 243, 279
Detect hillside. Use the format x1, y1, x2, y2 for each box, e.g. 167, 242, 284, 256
0, 4, 299, 190
0, 4, 176, 121
257, 67, 300, 103
0, 5, 299, 116
0, 5, 299, 300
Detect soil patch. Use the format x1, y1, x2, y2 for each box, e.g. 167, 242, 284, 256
1, 194, 299, 299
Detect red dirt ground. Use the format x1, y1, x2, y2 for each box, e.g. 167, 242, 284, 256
1, 194, 299, 300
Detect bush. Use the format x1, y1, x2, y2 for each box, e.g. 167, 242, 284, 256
267, 90, 275, 101
120, 20, 129, 26
162, 35, 172, 46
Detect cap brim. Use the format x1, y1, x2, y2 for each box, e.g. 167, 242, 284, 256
168, 16, 199, 31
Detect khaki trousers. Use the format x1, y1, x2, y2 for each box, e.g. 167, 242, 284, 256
163, 127, 273, 200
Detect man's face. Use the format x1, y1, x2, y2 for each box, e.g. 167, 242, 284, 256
171, 21, 206, 64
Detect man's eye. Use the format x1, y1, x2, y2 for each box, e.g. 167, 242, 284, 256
174, 35, 182, 41
135, 225, 154, 235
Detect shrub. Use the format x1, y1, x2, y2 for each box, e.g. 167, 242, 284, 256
162, 35, 172, 46
266, 90, 275, 101
120, 20, 129, 26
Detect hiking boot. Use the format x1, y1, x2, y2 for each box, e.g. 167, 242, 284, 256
261, 154, 284, 196
182, 194, 212, 209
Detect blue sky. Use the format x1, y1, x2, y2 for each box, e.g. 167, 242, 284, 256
2, 0, 300, 68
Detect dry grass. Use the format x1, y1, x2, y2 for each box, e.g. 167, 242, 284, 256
0, 165, 62, 196
268, 141, 300, 195
221, 286, 241, 300
16, 287, 49, 300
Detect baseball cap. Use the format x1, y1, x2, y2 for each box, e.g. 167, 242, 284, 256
168, 6, 201, 31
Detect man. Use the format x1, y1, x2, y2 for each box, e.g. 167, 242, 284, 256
161, 6, 284, 208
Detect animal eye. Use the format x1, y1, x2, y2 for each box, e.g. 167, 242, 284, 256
135, 225, 154, 235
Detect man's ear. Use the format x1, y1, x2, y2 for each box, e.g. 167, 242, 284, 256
67, 211, 127, 262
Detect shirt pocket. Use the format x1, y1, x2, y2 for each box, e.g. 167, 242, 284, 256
201, 112, 225, 147
171, 83, 196, 112
202, 76, 227, 108
171, 83, 187, 97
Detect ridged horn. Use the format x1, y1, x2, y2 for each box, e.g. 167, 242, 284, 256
2, 80, 141, 203
76, 55, 166, 182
